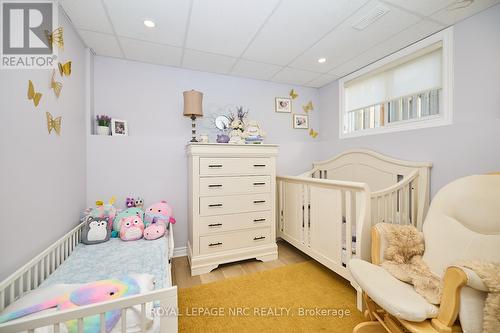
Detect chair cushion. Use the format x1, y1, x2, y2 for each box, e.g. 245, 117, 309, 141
349, 259, 439, 322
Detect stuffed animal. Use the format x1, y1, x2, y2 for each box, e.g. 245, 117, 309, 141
119, 215, 144, 241
113, 207, 144, 231
81, 217, 111, 245
134, 197, 144, 209
85, 197, 117, 230
125, 197, 135, 208
143, 219, 166, 240
0, 277, 140, 333
144, 201, 176, 227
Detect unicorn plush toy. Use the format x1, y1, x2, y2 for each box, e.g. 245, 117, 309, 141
0, 277, 140, 333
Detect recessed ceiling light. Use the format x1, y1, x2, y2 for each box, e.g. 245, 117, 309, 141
318, 58, 327, 64
143, 20, 156, 28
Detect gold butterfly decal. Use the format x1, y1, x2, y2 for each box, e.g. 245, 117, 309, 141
309, 128, 319, 138
46, 112, 62, 135
289, 89, 298, 99
46, 27, 64, 50
27, 80, 42, 107
302, 101, 314, 113
51, 70, 63, 98
58, 61, 71, 77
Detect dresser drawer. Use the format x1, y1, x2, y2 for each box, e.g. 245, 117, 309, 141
199, 227, 271, 254
199, 211, 271, 235
199, 193, 270, 216
199, 176, 270, 196
199, 157, 271, 176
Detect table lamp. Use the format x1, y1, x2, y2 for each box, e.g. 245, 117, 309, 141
183, 90, 203, 142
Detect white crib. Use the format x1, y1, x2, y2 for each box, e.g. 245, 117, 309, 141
277, 149, 432, 309
0, 223, 178, 333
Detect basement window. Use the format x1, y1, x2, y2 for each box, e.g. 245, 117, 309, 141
339, 28, 453, 138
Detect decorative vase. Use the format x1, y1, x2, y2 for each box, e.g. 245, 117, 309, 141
97, 125, 110, 136
216, 134, 230, 143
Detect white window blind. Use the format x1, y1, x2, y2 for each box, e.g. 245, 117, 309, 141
344, 44, 442, 112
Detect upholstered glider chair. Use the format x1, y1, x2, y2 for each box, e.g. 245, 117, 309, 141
348, 175, 500, 333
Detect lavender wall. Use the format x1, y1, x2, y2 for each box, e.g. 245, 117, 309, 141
0, 13, 87, 279
88, 57, 321, 251
318, 4, 500, 197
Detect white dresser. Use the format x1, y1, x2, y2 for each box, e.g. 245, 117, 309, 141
187, 143, 279, 275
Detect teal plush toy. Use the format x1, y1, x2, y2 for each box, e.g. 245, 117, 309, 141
113, 207, 145, 232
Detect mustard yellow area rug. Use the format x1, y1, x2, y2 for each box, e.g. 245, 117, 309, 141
178, 261, 365, 332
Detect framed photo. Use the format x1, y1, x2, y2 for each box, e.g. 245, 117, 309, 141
275, 97, 292, 113
293, 114, 309, 129
111, 119, 128, 136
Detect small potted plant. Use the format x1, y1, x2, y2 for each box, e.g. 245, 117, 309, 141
96, 115, 111, 136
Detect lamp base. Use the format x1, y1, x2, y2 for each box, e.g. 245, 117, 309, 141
190, 115, 198, 143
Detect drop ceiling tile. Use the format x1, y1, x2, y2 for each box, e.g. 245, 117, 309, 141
380, 0, 454, 16
431, 0, 500, 25
103, 0, 190, 46
60, 0, 113, 33
304, 74, 339, 88
271, 68, 320, 85
289, 1, 421, 73
182, 49, 237, 74
330, 19, 443, 77
79, 30, 123, 57
120, 38, 183, 67
243, 0, 369, 66
186, 0, 280, 57
231, 59, 282, 80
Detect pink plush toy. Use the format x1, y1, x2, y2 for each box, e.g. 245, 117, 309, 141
143, 220, 166, 240
144, 201, 176, 226
119, 215, 144, 241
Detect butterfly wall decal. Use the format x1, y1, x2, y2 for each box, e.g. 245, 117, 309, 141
46, 27, 64, 50
46, 112, 62, 135
289, 89, 298, 99
303, 101, 314, 113
309, 128, 319, 138
51, 70, 63, 98
58, 61, 71, 77
27, 80, 42, 107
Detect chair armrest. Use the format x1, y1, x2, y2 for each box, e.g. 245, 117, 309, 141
450, 266, 488, 292
371, 223, 397, 265
431, 266, 468, 332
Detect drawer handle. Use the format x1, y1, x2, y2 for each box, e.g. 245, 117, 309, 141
208, 164, 223, 168
253, 218, 266, 223
209, 242, 223, 247
253, 164, 266, 167
208, 184, 223, 188
208, 223, 222, 227
208, 204, 223, 208
253, 236, 266, 241
253, 182, 266, 186
253, 200, 266, 204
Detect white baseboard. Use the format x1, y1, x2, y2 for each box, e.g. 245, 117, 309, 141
173, 246, 187, 258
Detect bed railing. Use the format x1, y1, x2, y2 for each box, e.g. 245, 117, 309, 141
277, 176, 372, 274
371, 170, 420, 228
0, 222, 84, 311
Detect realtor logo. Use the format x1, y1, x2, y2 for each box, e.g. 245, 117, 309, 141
1, 0, 57, 69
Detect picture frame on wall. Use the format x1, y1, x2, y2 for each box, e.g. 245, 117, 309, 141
293, 114, 309, 129
111, 119, 128, 136
275, 97, 292, 113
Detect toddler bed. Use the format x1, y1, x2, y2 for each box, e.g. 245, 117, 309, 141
0, 223, 177, 333
277, 149, 432, 309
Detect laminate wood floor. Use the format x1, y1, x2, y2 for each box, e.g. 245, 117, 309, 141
172, 240, 310, 289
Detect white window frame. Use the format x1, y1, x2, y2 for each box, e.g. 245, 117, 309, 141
338, 27, 454, 139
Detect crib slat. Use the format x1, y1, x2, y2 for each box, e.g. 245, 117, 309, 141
9, 282, 15, 304
27, 268, 32, 291
100, 313, 106, 333
344, 191, 353, 262
78, 318, 84, 333
18, 275, 24, 297
141, 303, 147, 332
34, 263, 39, 287
121, 308, 127, 332
0, 289, 5, 311
54, 322, 61, 333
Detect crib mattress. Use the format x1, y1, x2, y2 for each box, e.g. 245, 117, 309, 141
41, 237, 170, 289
